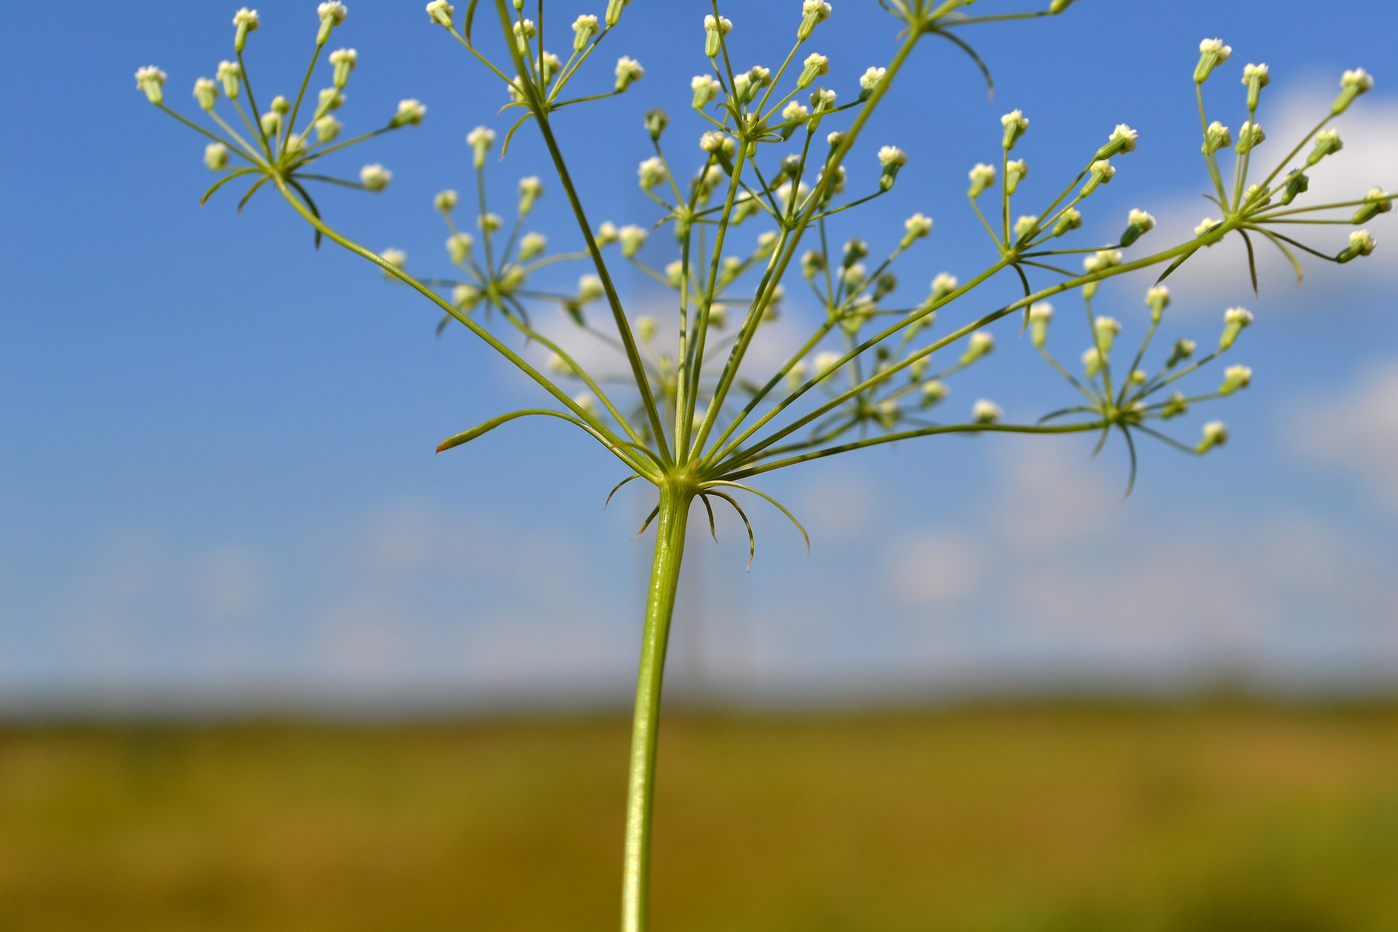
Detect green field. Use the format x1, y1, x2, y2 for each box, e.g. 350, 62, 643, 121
2, 705, 1396, 931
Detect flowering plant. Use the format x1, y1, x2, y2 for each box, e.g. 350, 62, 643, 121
137, 1, 1386, 927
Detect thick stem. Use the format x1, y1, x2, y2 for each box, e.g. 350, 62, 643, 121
621, 482, 692, 932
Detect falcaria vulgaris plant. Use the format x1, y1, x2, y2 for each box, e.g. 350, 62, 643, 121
137, 0, 1387, 927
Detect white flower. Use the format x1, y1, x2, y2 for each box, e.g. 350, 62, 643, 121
318, 87, 344, 112
841, 263, 866, 287
1052, 208, 1082, 237
968, 162, 996, 197
961, 331, 994, 365
638, 157, 667, 189
573, 393, 600, 417
597, 221, 619, 245
1083, 249, 1122, 273
329, 47, 357, 88
1094, 316, 1121, 352
1001, 109, 1029, 149
478, 213, 503, 232
572, 14, 599, 51
426, 0, 455, 27
1028, 302, 1053, 322
921, 381, 948, 405
618, 225, 648, 258
1341, 67, 1374, 92
446, 232, 473, 263
1005, 159, 1027, 195
577, 275, 604, 301
318, 2, 348, 24
1307, 129, 1343, 165
216, 60, 241, 98
930, 273, 958, 300
192, 77, 219, 110
798, 53, 829, 89
1242, 63, 1270, 106
1089, 159, 1115, 182
877, 145, 908, 167
452, 284, 482, 310
691, 74, 722, 108
1219, 364, 1253, 395
1014, 215, 1038, 240
360, 164, 391, 191
810, 87, 838, 110
859, 66, 886, 91
1195, 38, 1231, 83
972, 400, 1003, 424
518, 232, 547, 261
904, 213, 933, 239
700, 131, 732, 153
1128, 208, 1156, 231
1082, 347, 1103, 378
615, 56, 644, 92
1109, 123, 1137, 152
379, 248, 407, 270
1236, 120, 1265, 153
392, 98, 427, 127
782, 101, 810, 123
314, 115, 342, 143
204, 142, 229, 170
1198, 421, 1229, 452
134, 66, 167, 104
704, 14, 733, 32
1220, 306, 1253, 349
1350, 229, 1377, 254
233, 8, 260, 28
467, 125, 496, 168
1145, 286, 1170, 320
704, 14, 733, 57
1195, 217, 1219, 237
813, 351, 843, 377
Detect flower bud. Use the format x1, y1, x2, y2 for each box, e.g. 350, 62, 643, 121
1095, 124, 1138, 161
1333, 68, 1374, 115
1052, 208, 1082, 238
572, 14, 599, 51
135, 66, 167, 105
425, 0, 454, 27
813, 351, 843, 379
204, 142, 230, 170
360, 163, 391, 191
466, 125, 496, 169
1195, 217, 1221, 238
930, 273, 958, 303
872, 400, 900, 430
1219, 306, 1253, 349
960, 331, 994, 366
1145, 286, 1170, 323
1028, 302, 1053, 348
921, 380, 949, 407
217, 61, 242, 99
615, 56, 644, 92
452, 283, 482, 311
317, 2, 348, 44
1004, 159, 1027, 196
858, 66, 886, 102
798, 0, 832, 40
842, 239, 867, 267
785, 360, 809, 390
901, 213, 933, 249
1235, 120, 1265, 154
261, 110, 282, 138
478, 213, 503, 232
1201, 121, 1231, 156
878, 146, 907, 191
233, 8, 260, 54
618, 225, 648, 258
1049, 0, 1076, 12
317, 87, 344, 113
578, 275, 604, 302
1280, 169, 1309, 206
1094, 316, 1121, 353
704, 15, 733, 58
1165, 338, 1196, 369
605, 0, 629, 27
1119, 208, 1156, 247
968, 163, 996, 198
1014, 215, 1038, 241
518, 176, 543, 215
1352, 188, 1393, 224
732, 191, 760, 224
639, 108, 669, 142
390, 98, 427, 128
597, 222, 619, 246
511, 18, 536, 53
1306, 129, 1342, 166
1242, 184, 1271, 210
1197, 421, 1228, 453
700, 131, 732, 154
1219, 364, 1252, 395
797, 52, 830, 91
692, 74, 722, 109
329, 48, 357, 89
1194, 38, 1231, 84
1082, 348, 1102, 378
1160, 392, 1188, 419
574, 393, 600, 417
1083, 249, 1122, 276
1337, 229, 1377, 263
193, 77, 219, 111
1001, 109, 1029, 150
1080, 160, 1115, 197
379, 248, 407, 276
972, 400, 1003, 424
841, 263, 866, 289
1242, 63, 1270, 110
315, 115, 342, 143
801, 249, 825, 280
446, 232, 473, 263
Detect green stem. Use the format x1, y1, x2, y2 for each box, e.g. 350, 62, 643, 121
622, 482, 692, 932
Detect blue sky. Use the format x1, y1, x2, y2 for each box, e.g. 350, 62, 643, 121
1, 0, 1396, 714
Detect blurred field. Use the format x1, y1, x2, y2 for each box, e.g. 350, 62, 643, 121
1, 704, 1396, 932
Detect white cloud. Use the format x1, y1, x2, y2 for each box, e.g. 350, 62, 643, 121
888, 531, 986, 604
1289, 361, 1398, 510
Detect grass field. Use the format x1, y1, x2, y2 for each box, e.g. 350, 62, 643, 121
1, 704, 1396, 931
